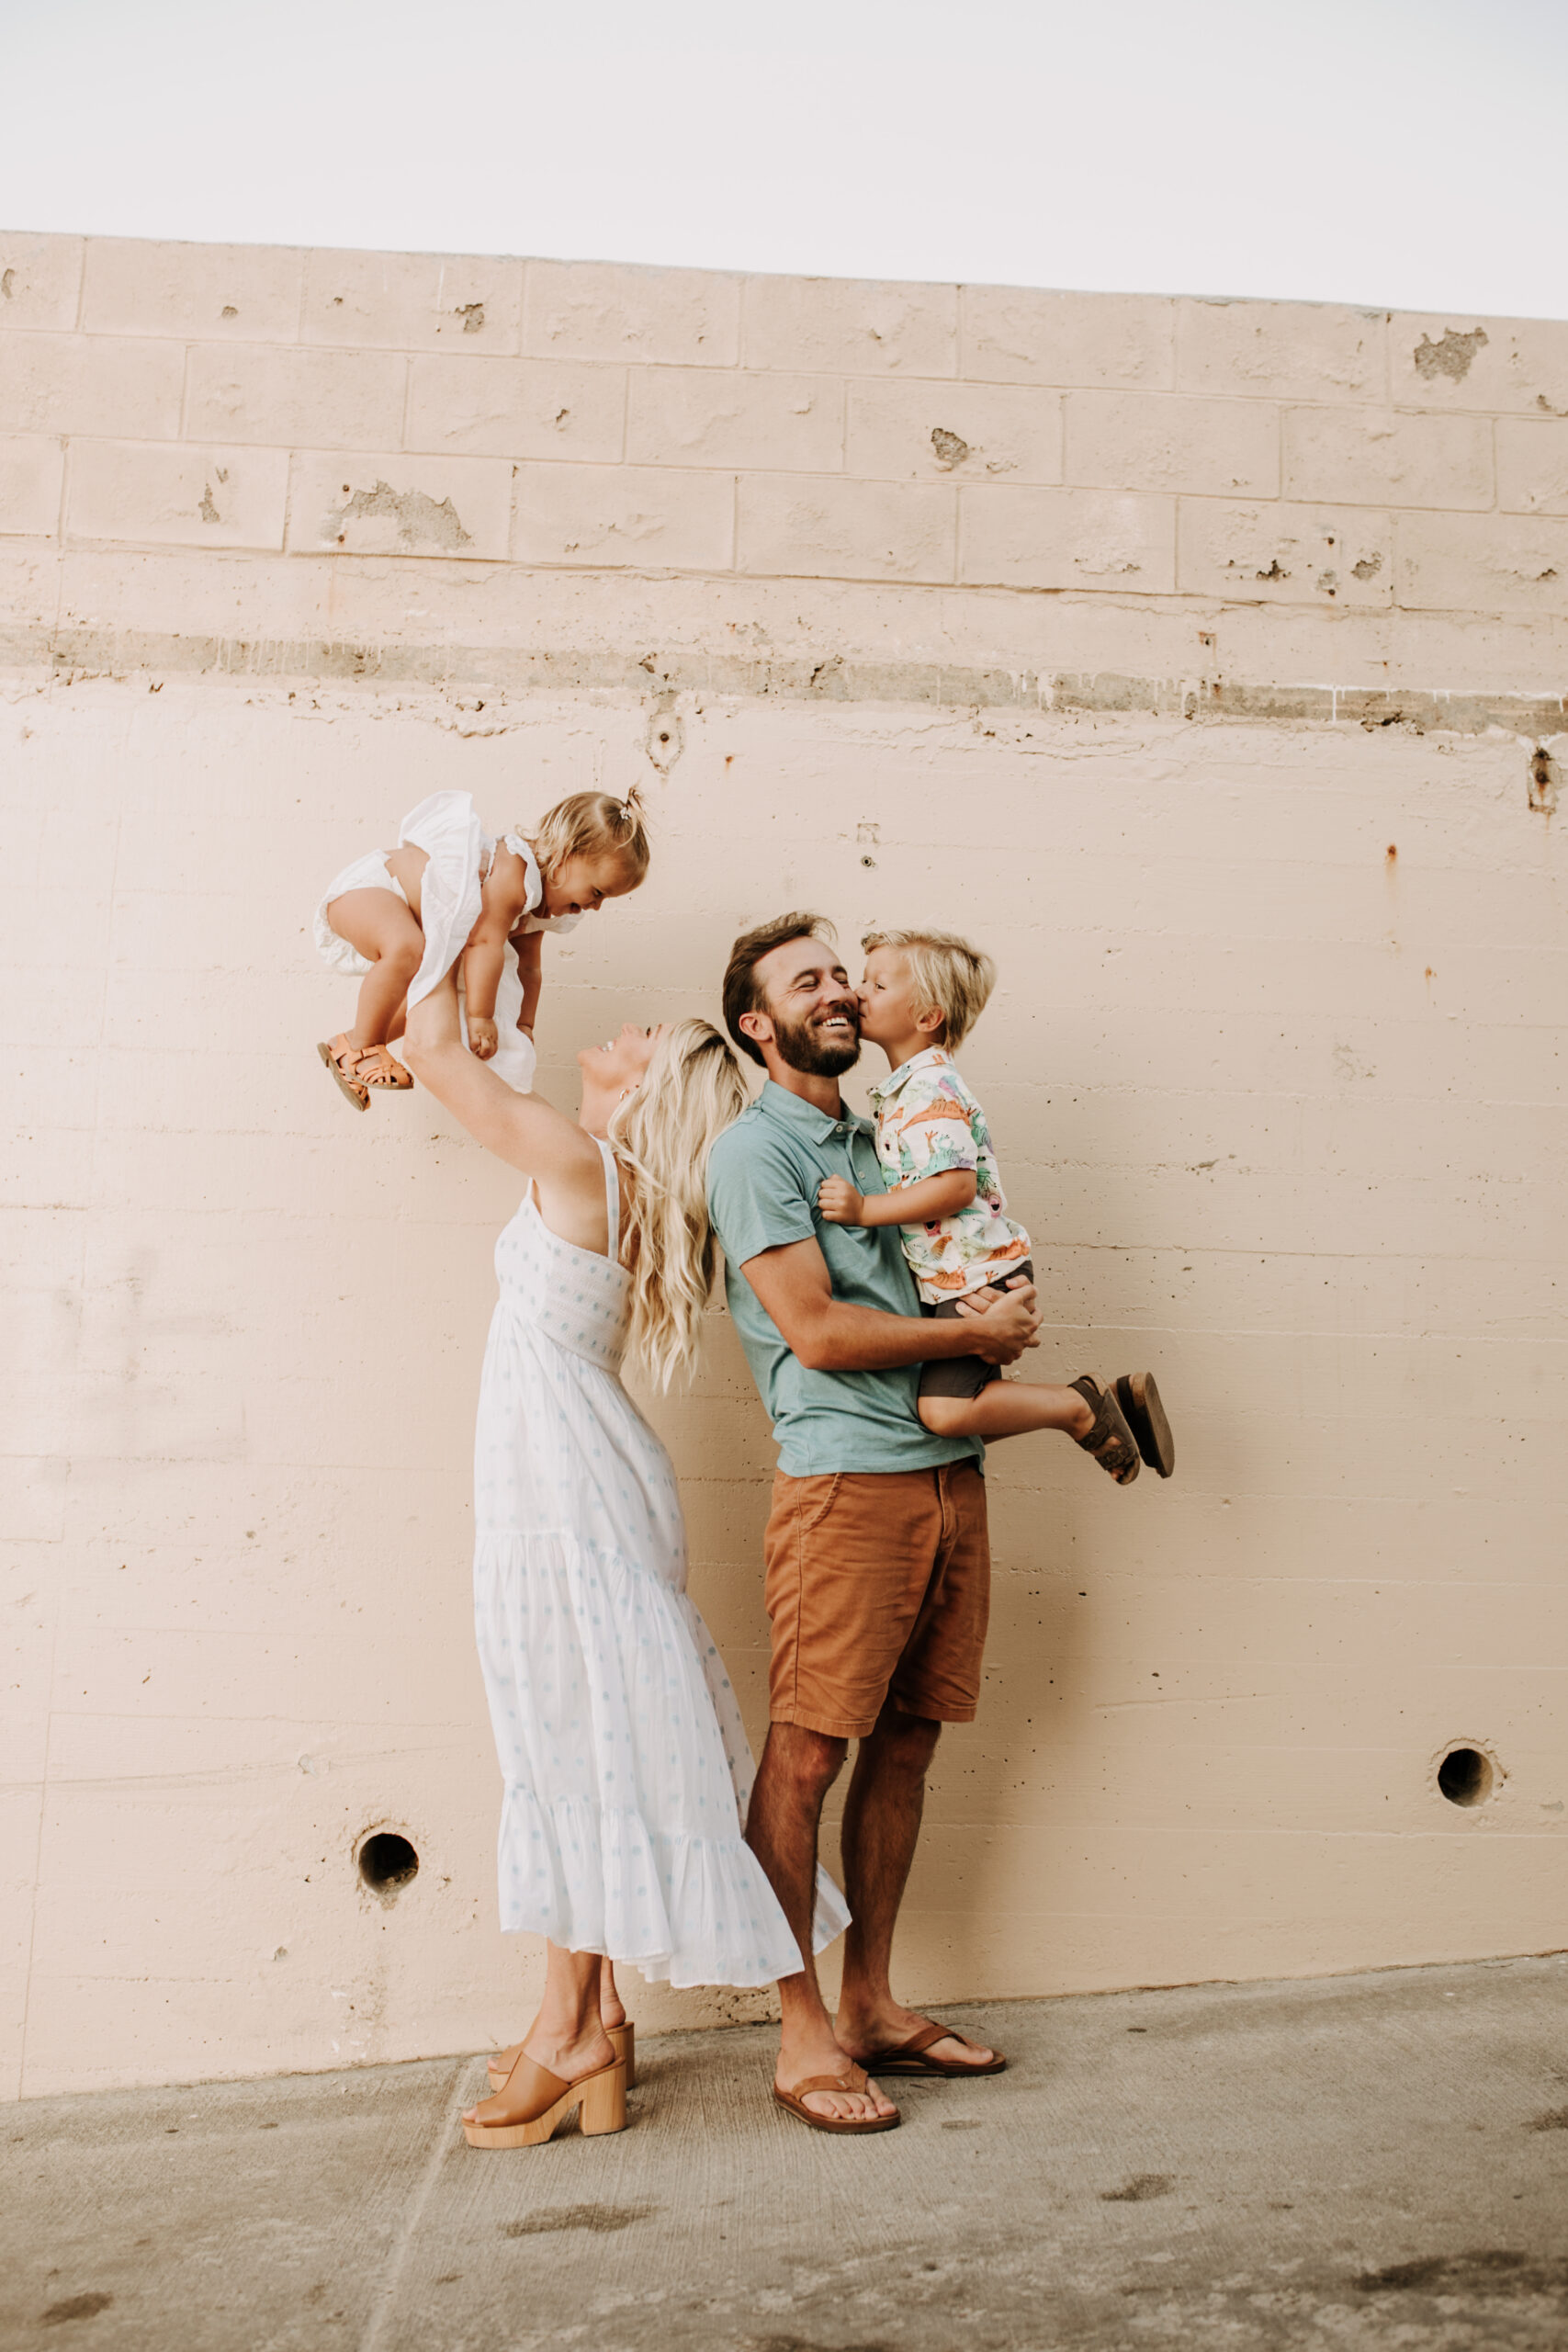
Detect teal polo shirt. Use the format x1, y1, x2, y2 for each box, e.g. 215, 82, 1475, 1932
705, 1079, 984, 1477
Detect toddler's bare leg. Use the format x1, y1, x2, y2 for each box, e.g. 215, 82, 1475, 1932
327, 888, 423, 1048
919, 1383, 1095, 1442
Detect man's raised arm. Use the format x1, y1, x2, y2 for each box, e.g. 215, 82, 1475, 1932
739, 1238, 1038, 1374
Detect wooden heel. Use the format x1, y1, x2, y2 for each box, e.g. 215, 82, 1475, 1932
579, 2059, 628, 2136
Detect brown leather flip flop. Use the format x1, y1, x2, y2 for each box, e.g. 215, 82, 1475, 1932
857, 2020, 1007, 2078
773, 2063, 900, 2134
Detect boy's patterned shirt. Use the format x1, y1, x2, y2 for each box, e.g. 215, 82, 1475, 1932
867, 1046, 1032, 1302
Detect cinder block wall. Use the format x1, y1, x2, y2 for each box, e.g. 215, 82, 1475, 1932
3, 234, 1565, 2099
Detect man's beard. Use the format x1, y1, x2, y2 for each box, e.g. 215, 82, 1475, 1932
773, 1002, 862, 1079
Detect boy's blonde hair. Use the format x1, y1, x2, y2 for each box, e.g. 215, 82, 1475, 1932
862, 927, 997, 1051
609, 1019, 749, 1391
527, 787, 651, 887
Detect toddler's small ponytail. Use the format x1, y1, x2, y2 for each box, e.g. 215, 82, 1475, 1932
527, 788, 652, 885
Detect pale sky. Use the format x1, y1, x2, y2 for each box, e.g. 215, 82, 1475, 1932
4, 0, 1564, 319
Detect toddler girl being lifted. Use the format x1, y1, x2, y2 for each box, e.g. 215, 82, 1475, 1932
314, 787, 649, 1108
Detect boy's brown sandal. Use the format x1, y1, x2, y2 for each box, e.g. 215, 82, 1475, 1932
1068, 1376, 1141, 1484
1115, 1371, 1175, 1478
773, 2064, 900, 2135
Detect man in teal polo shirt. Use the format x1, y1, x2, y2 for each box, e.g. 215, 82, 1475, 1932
706, 911, 1039, 2135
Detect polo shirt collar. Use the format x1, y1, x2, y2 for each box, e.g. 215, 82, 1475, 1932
869, 1045, 953, 1110
758, 1077, 874, 1140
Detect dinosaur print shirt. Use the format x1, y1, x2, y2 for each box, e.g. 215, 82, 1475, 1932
867, 1046, 1032, 1303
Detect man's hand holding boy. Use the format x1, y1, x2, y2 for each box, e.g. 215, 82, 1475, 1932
954, 1276, 1040, 1365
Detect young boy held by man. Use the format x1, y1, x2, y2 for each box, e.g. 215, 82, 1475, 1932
817, 928, 1174, 1485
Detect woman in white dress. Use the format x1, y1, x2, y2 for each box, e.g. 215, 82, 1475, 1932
402, 969, 846, 2150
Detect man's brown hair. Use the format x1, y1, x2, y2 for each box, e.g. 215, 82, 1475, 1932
721, 911, 837, 1068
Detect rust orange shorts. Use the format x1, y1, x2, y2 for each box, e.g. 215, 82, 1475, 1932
761, 1462, 990, 1740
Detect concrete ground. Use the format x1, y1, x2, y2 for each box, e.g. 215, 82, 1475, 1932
6, 1957, 1568, 2352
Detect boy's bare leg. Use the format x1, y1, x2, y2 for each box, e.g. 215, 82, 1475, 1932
920, 1382, 1095, 1442
745, 1722, 897, 2123
833, 1704, 996, 2069
326, 887, 424, 1050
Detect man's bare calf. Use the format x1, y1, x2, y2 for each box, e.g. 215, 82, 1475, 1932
744, 1723, 898, 2126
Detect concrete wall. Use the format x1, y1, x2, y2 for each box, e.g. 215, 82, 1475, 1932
3, 233, 1565, 2100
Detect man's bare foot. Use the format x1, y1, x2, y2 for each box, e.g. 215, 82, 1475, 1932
776, 2022, 898, 2123
462, 2021, 615, 2127
837, 2000, 998, 2074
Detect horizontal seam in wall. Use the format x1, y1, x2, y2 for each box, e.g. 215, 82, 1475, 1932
2, 623, 1566, 733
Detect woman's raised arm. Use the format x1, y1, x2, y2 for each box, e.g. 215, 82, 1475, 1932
402, 967, 601, 1189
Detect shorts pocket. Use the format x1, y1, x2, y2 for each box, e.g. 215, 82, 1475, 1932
793, 1473, 842, 1537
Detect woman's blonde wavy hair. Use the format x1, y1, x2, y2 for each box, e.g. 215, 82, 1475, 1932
607, 1018, 749, 1391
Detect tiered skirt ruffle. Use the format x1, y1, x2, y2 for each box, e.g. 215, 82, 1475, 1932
475, 1527, 849, 1987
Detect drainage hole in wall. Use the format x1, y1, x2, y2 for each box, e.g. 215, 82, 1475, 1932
1437, 1747, 1494, 1807
358, 1831, 419, 1896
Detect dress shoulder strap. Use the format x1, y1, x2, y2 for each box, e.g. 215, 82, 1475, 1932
505, 833, 544, 915
593, 1136, 622, 1263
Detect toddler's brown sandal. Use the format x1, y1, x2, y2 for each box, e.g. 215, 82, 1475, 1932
1068, 1376, 1141, 1484
317, 1036, 369, 1112
352, 1043, 414, 1091
1115, 1371, 1175, 1478
773, 2063, 900, 2135
491, 2021, 634, 2090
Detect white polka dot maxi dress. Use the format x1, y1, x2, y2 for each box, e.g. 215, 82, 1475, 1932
473, 1139, 849, 1985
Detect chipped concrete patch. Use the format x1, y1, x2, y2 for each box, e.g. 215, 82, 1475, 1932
285, 452, 513, 560
1414, 326, 1490, 382
316, 479, 473, 554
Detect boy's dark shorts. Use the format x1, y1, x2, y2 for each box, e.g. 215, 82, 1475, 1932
918, 1258, 1035, 1401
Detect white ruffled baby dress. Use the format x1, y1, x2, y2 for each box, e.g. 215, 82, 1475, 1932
314, 791, 579, 1095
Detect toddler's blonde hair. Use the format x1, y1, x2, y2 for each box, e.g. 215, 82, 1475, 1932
609, 1019, 749, 1391
862, 927, 997, 1051
528, 787, 651, 887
